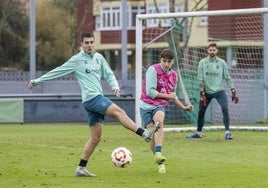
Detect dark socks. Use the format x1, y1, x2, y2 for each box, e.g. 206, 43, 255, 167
78, 159, 88, 167
155, 146, 162, 153
136, 127, 145, 136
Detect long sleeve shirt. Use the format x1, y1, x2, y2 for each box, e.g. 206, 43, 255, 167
33, 50, 119, 103
198, 56, 234, 94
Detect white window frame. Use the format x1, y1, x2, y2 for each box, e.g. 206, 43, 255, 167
96, 5, 145, 31
175, 3, 183, 13
97, 6, 121, 31
145, 3, 184, 28
146, 3, 170, 27
175, 3, 184, 23
128, 6, 145, 29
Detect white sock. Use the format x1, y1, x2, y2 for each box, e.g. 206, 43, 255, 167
142, 130, 148, 138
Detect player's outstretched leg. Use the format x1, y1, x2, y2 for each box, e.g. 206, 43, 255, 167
75, 166, 96, 177
143, 122, 160, 142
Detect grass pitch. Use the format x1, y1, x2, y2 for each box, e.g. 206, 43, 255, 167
0, 123, 268, 188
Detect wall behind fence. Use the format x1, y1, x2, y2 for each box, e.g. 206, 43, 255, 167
24, 98, 135, 123
0, 72, 266, 124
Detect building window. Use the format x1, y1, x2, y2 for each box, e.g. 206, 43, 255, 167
95, 16, 101, 29
146, 3, 169, 27
128, 6, 145, 29
175, 3, 183, 13
100, 7, 121, 30
96, 5, 145, 31
146, 3, 183, 27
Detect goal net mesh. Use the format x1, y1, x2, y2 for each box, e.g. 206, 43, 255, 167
136, 9, 268, 128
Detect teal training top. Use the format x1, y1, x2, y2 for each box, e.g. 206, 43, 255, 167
33, 50, 119, 103
198, 56, 234, 94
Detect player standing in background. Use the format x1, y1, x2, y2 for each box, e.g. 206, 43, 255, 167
28, 32, 159, 177
186, 43, 239, 140
140, 49, 193, 173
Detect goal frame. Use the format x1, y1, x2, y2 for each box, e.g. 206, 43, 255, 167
135, 7, 268, 126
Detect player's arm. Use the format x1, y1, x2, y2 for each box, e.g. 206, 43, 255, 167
197, 60, 205, 93
172, 75, 194, 111
145, 66, 158, 98
28, 59, 75, 89
156, 92, 177, 100
173, 98, 194, 111
100, 55, 120, 96
222, 61, 238, 103
222, 60, 234, 89
145, 67, 171, 99
197, 60, 208, 107
146, 67, 177, 100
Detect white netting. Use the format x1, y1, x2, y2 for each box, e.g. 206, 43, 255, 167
136, 8, 268, 128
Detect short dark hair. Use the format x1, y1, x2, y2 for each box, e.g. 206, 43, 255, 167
208, 43, 218, 49
80, 32, 94, 42
160, 49, 174, 59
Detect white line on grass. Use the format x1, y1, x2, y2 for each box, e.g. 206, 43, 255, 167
0, 141, 73, 150
164, 126, 268, 132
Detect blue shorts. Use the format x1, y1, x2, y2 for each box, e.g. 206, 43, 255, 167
140, 106, 165, 128
83, 95, 113, 127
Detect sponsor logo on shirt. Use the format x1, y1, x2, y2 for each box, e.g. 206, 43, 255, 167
85, 68, 101, 74
206, 71, 219, 76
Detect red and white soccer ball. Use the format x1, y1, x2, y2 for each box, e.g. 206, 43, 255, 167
111, 147, 132, 168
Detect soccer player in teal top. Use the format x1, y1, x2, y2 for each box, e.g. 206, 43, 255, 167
140, 49, 193, 173
186, 43, 239, 140
28, 32, 159, 177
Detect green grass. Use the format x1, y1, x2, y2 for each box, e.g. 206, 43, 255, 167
0, 123, 268, 188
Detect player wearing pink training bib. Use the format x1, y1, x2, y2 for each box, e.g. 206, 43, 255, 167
140, 49, 193, 173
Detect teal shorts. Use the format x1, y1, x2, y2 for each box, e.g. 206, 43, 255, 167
140, 106, 165, 128
83, 95, 113, 127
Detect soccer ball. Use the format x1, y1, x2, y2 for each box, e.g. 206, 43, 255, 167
111, 147, 132, 168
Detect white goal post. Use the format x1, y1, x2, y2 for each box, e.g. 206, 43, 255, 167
135, 7, 268, 131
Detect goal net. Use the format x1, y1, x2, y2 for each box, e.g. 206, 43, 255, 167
135, 8, 268, 131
